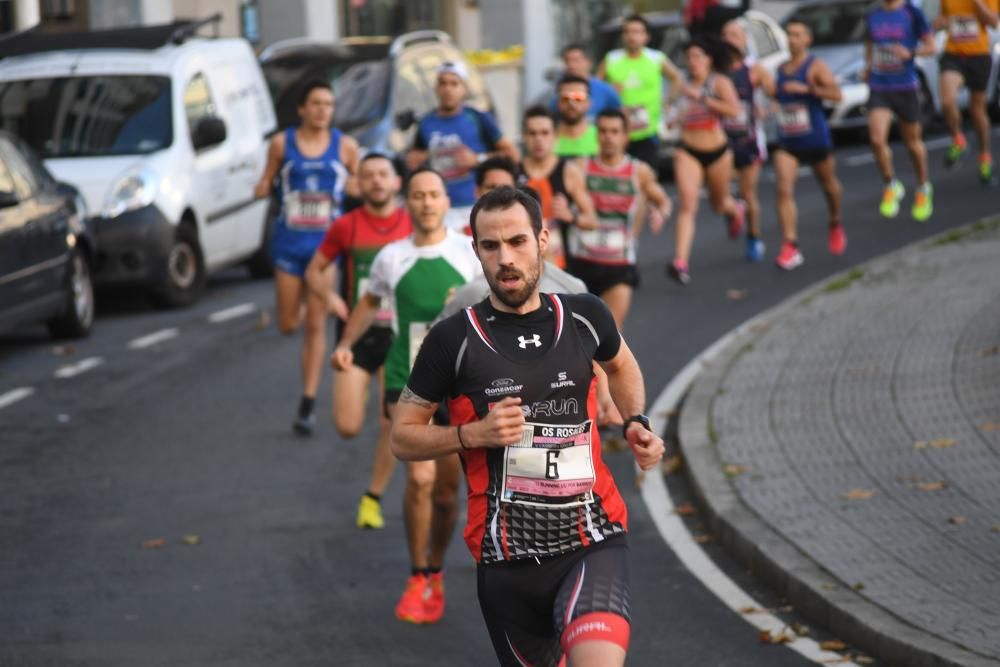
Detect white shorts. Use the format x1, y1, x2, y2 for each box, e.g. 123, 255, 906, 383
444, 205, 474, 234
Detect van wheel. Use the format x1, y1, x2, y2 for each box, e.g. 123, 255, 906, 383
151, 224, 205, 308
47, 247, 95, 339
246, 197, 277, 279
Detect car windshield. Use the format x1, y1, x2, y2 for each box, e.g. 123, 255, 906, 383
784, 2, 872, 46
0, 75, 172, 158
331, 60, 391, 130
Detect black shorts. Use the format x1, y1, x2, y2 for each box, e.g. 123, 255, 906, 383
940, 53, 993, 93
868, 89, 922, 124
347, 326, 393, 375
478, 535, 631, 666
566, 259, 639, 296
626, 136, 660, 171
729, 136, 761, 170
679, 142, 730, 169
774, 145, 831, 166
383, 388, 449, 424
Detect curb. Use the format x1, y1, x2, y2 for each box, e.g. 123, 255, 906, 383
675, 220, 1000, 667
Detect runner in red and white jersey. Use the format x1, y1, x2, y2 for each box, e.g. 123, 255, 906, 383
392, 186, 664, 667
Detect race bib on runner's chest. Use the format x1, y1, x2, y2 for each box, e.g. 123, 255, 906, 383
723, 102, 751, 133
285, 191, 333, 231
778, 104, 812, 136
573, 226, 628, 262
501, 421, 595, 508
949, 16, 980, 42
871, 45, 905, 72
408, 321, 431, 370
625, 105, 650, 133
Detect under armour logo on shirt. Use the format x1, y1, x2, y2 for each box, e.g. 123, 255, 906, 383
518, 334, 542, 349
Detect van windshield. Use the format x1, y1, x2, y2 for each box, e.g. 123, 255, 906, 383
0, 75, 172, 158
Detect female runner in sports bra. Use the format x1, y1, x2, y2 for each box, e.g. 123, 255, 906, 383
669, 36, 745, 285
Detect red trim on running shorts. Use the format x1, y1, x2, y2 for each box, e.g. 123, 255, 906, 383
561, 612, 631, 654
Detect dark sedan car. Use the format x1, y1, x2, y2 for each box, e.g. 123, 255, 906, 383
0, 131, 95, 339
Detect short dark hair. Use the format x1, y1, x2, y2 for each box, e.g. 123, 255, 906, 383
623, 14, 650, 33
469, 186, 543, 244
298, 79, 332, 107
405, 166, 446, 195
359, 151, 396, 172
785, 19, 812, 35
522, 104, 556, 129
557, 74, 591, 94
596, 108, 628, 130
475, 156, 517, 187
561, 43, 588, 58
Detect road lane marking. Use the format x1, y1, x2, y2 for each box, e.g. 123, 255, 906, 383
845, 153, 875, 166
128, 328, 179, 350
0, 387, 35, 410
54, 356, 104, 379
208, 302, 257, 323
924, 136, 952, 150
643, 322, 859, 666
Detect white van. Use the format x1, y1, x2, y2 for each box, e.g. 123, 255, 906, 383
0, 17, 277, 306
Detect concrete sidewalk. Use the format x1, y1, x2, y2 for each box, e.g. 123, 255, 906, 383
679, 219, 1000, 667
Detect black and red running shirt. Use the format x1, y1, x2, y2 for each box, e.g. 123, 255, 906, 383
406, 293, 627, 564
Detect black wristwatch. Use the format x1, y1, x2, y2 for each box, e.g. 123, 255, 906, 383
622, 414, 651, 437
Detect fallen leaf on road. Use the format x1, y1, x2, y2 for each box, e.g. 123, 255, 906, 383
856, 656, 875, 664
758, 628, 794, 645
776, 605, 794, 613
182, 535, 201, 546
673, 502, 698, 516
723, 464, 749, 477
992, 524, 1000, 533
930, 438, 957, 449
633, 470, 646, 489
821, 582, 838, 590
603, 436, 628, 453
790, 623, 809, 637
750, 323, 769, 334
851, 582, 865, 591
693, 534, 714, 544
142, 538, 166, 550
947, 516, 967, 525
981, 345, 999, 357
819, 639, 847, 651
51, 345, 75, 356
739, 606, 766, 615
726, 289, 749, 301
980, 422, 1000, 432
915, 481, 947, 492
820, 658, 851, 665
256, 309, 271, 330
661, 455, 683, 475
842, 488, 875, 501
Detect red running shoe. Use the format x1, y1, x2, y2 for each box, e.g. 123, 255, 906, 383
828, 224, 847, 256
727, 199, 746, 239
775, 241, 804, 271
395, 574, 428, 624
424, 572, 445, 624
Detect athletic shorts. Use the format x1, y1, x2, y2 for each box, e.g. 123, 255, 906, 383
566, 259, 639, 296
478, 534, 631, 667
627, 136, 660, 172
774, 145, 831, 166
940, 53, 993, 93
868, 89, 922, 124
384, 388, 449, 424
271, 242, 315, 278
346, 326, 392, 375
730, 137, 762, 170
679, 142, 730, 169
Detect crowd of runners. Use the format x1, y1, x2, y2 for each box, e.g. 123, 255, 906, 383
252, 1, 997, 664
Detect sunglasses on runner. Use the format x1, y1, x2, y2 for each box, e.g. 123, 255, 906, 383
560, 92, 588, 102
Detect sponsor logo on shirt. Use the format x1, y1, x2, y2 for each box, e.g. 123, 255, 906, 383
485, 378, 524, 396
518, 334, 542, 349
551, 371, 576, 389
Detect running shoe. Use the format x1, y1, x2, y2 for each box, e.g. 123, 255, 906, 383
424, 572, 446, 624
879, 180, 905, 219
745, 237, 765, 262
667, 259, 691, 285
944, 135, 966, 168
827, 224, 847, 256
292, 412, 315, 436
775, 241, 804, 271
979, 156, 994, 186
395, 574, 429, 624
727, 200, 746, 239
911, 183, 933, 222
356, 495, 384, 530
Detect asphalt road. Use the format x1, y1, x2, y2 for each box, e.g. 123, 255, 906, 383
2, 132, 998, 667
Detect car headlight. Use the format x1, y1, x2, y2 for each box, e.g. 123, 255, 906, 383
102, 169, 159, 218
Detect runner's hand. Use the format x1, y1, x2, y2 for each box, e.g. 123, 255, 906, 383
626, 423, 664, 471
330, 346, 353, 372
552, 193, 573, 222
465, 397, 525, 448
782, 80, 810, 95
682, 84, 702, 100
649, 200, 672, 234
454, 147, 479, 171
891, 43, 913, 60
327, 293, 349, 322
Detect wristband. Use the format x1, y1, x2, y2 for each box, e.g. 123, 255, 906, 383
457, 424, 470, 450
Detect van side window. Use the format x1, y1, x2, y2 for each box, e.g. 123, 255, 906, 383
184, 73, 217, 138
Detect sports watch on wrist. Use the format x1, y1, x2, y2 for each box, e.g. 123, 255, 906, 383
622, 414, 651, 437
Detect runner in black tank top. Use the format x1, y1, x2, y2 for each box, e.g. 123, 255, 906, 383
391, 186, 664, 667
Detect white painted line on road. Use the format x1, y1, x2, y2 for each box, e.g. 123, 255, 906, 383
845, 153, 875, 167
128, 328, 179, 350
643, 320, 859, 666
0, 387, 35, 410
924, 136, 953, 150
208, 302, 257, 324
54, 356, 104, 379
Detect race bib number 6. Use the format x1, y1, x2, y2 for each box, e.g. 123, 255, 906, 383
501, 421, 596, 508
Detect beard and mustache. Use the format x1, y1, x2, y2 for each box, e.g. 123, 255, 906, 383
484, 256, 542, 309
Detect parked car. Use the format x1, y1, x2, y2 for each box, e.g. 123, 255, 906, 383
593, 9, 789, 171
0, 131, 95, 339
781, 0, 1000, 134
0, 16, 278, 308
259, 30, 495, 158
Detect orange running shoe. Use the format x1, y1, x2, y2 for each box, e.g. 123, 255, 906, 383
395, 574, 428, 624
424, 572, 446, 624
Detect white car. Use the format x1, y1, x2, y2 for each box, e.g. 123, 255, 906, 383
0, 17, 277, 307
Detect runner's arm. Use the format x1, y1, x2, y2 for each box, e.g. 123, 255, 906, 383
335, 293, 379, 350
340, 135, 362, 199
914, 31, 937, 57
974, 0, 999, 27
599, 339, 664, 470
662, 55, 684, 105
492, 137, 521, 163
807, 60, 842, 103
563, 160, 599, 230
752, 63, 776, 100
304, 250, 333, 301
705, 75, 742, 119
254, 133, 285, 198
635, 161, 672, 235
